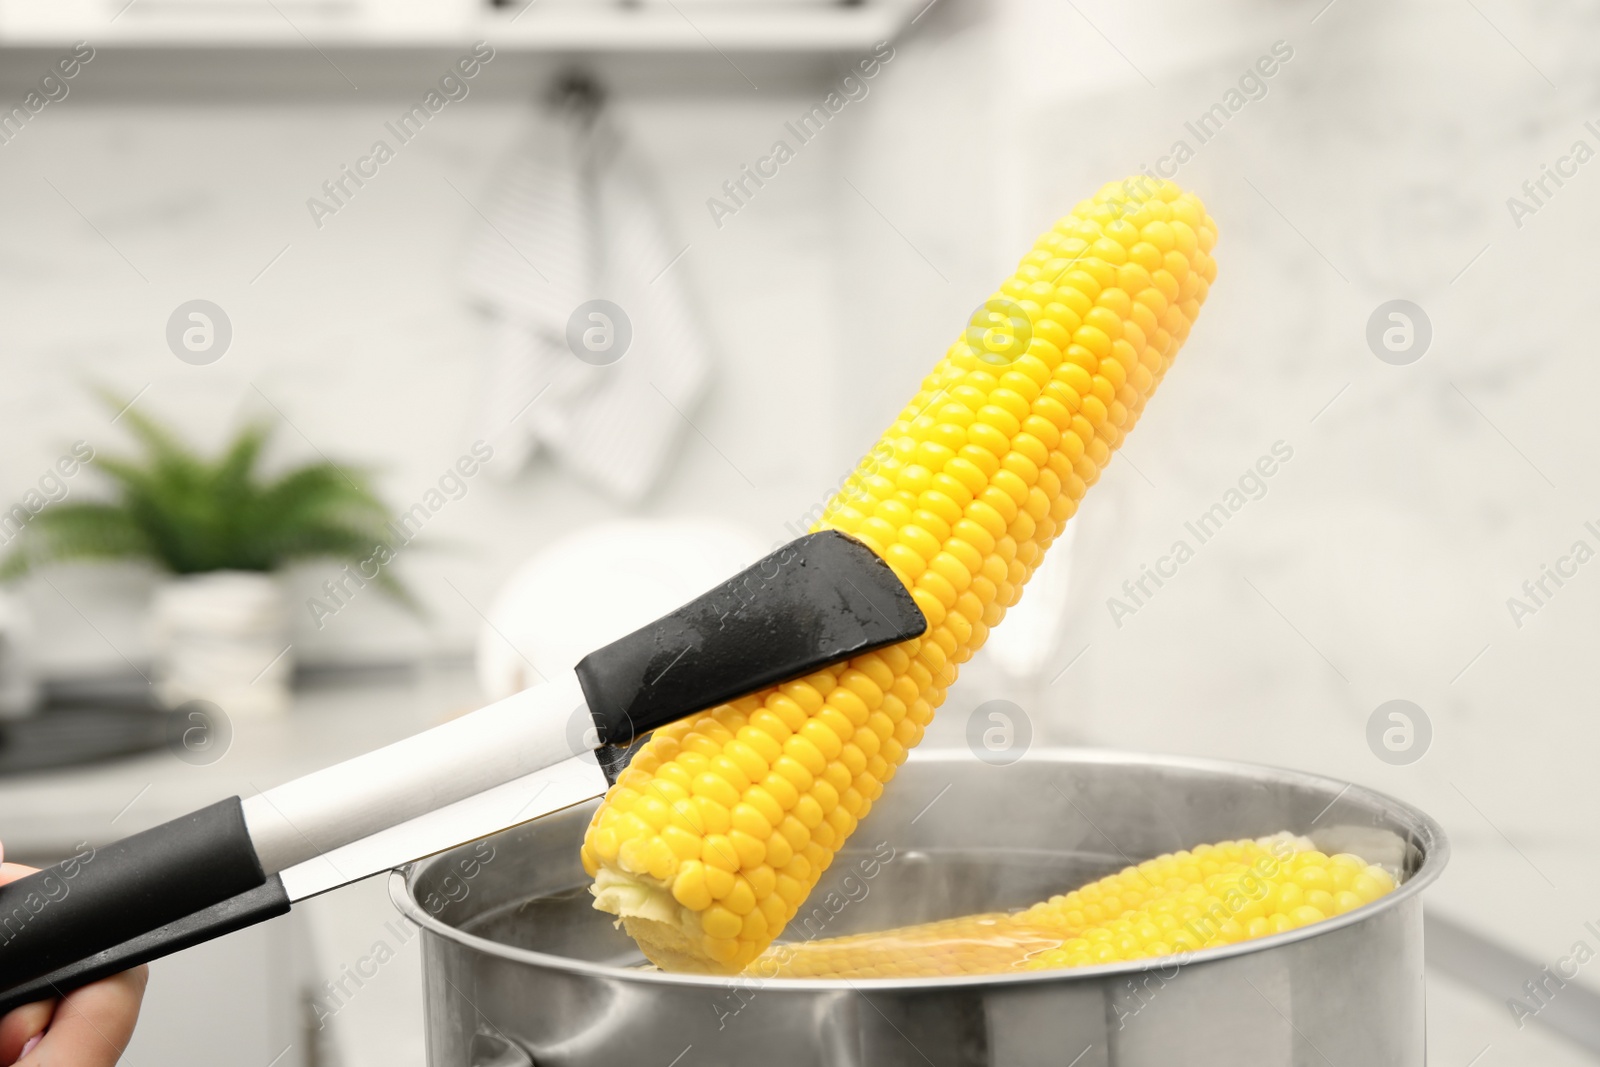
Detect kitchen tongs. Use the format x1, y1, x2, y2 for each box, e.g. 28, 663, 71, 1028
0, 530, 925, 1009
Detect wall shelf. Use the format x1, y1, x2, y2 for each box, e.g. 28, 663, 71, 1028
0, 0, 920, 52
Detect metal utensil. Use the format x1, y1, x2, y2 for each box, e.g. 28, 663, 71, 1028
0, 754, 602, 1014
395, 748, 1448, 1067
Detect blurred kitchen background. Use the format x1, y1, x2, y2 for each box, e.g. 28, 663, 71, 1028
1, 0, 1598, 1062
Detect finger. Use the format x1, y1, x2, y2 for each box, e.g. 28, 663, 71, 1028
0, 863, 40, 886
0, 1000, 54, 1066
18, 967, 147, 1067
0, 863, 54, 1064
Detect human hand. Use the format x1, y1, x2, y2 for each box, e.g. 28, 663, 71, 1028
0, 852, 147, 1067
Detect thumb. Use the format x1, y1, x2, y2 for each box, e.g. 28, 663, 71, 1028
0, 861, 56, 1066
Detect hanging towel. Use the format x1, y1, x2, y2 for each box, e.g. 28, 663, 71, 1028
464, 88, 711, 501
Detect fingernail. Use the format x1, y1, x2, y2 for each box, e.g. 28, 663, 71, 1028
18, 1033, 41, 1059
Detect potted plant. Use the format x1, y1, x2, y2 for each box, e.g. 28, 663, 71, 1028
0, 393, 410, 716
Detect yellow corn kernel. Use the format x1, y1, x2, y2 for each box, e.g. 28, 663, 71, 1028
585, 176, 1219, 974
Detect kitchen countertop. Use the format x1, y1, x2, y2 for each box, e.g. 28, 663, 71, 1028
0, 664, 483, 863
0, 664, 486, 1067
3, 667, 1597, 1064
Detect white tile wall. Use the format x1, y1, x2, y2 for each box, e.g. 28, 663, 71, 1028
986, 0, 1600, 1027
0, 51, 871, 670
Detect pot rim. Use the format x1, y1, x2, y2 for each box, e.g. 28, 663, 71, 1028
389, 746, 1449, 992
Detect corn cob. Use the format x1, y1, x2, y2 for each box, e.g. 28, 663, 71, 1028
581, 176, 1219, 974
749, 836, 1400, 979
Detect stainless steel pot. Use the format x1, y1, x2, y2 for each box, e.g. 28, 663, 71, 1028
391, 749, 1447, 1067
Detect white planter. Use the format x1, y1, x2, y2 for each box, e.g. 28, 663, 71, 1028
149, 571, 292, 717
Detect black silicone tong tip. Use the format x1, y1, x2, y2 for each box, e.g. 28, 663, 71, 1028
579, 529, 926, 777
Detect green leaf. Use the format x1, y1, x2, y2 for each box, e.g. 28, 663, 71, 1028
2, 392, 419, 611
0, 503, 153, 579
95, 387, 195, 467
